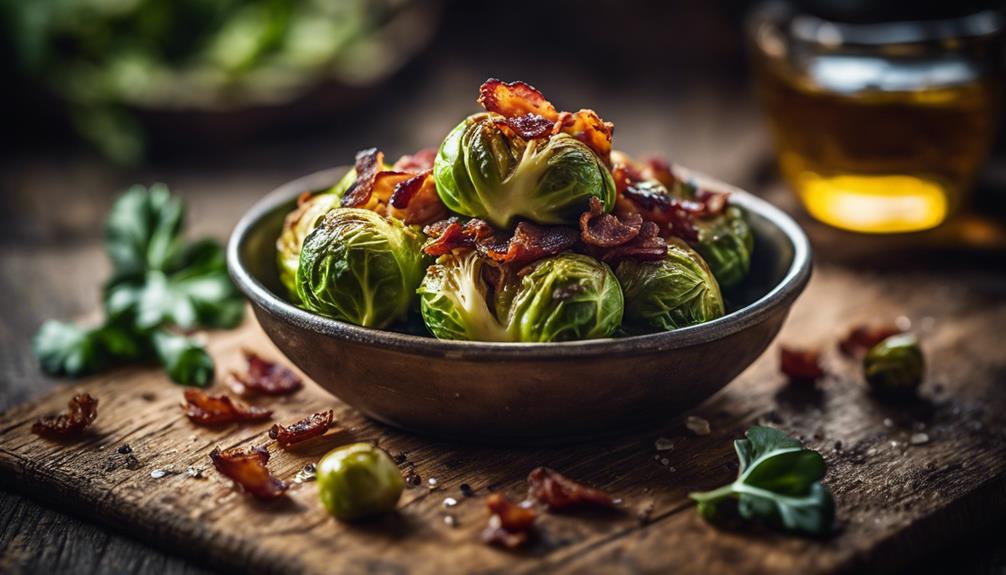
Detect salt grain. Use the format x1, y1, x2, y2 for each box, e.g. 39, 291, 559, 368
442, 497, 458, 508
686, 416, 710, 436
427, 477, 438, 489
443, 514, 458, 527
909, 433, 930, 446
150, 469, 170, 479
654, 437, 675, 451
294, 463, 317, 483
186, 466, 204, 479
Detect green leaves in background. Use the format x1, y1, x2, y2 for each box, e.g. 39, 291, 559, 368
689, 426, 835, 536
32, 184, 243, 386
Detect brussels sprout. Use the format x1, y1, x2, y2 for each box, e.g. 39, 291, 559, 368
864, 333, 924, 396
418, 252, 623, 342
692, 206, 753, 289
616, 239, 725, 331
296, 208, 428, 328
417, 251, 512, 342
317, 443, 404, 521
506, 253, 623, 342
433, 113, 616, 228
276, 193, 342, 301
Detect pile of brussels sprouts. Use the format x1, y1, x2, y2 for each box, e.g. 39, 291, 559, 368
276, 80, 754, 343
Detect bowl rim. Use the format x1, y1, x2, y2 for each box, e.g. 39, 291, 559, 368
227, 166, 812, 359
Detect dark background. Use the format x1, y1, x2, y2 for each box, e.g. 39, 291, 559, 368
1, 1, 1004, 573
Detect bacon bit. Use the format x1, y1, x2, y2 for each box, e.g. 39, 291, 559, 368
389, 171, 447, 226
496, 113, 556, 140
476, 222, 578, 266
389, 169, 431, 209
478, 79, 557, 120
422, 217, 496, 256
597, 221, 667, 264
229, 350, 302, 396
527, 467, 615, 511
780, 346, 825, 382
481, 493, 537, 549
642, 157, 677, 189
296, 191, 313, 207
341, 148, 383, 208
477, 79, 613, 163
391, 148, 437, 173
838, 325, 904, 358
183, 389, 272, 426
269, 410, 334, 447
580, 196, 642, 247
210, 445, 288, 500
31, 393, 98, 438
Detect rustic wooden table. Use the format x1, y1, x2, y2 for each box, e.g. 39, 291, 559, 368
2, 57, 1006, 573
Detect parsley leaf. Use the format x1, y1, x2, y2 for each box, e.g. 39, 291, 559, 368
34, 184, 242, 386
689, 426, 835, 536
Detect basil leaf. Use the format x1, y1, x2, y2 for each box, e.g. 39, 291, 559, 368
152, 330, 214, 387
33, 319, 145, 377
690, 426, 835, 536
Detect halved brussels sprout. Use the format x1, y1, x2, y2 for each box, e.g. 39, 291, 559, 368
296, 208, 428, 328
692, 205, 753, 289
419, 251, 623, 342
433, 113, 616, 228
276, 193, 342, 301
616, 239, 725, 331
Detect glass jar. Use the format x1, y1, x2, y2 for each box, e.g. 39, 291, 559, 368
749, 3, 1003, 233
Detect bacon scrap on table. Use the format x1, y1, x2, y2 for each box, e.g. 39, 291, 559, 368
229, 350, 302, 396
269, 410, 334, 447
476, 222, 578, 266
481, 493, 537, 549
31, 393, 98, 438
780, 346, 825, 382
527, 467, 616, 511
838, 325, 904, 358
210, 445, 288, 500
580, 196, 643, 248
183, 389, 272, 426
477, 79, 614, 163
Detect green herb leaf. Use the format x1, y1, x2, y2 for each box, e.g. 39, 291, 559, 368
33, 320, 145, 378
152, 330, 215, 387
690, 426, 835, 536
105, 183, 184, 278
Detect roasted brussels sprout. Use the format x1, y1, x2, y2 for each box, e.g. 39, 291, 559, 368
418, 252, 623, 342
692, 206, 753, 289
296, 208, 428, 328
417, 251, 512, 342
616, 239, 724, 331
433, 113, 616, 228
317, 443, 404, 521
276, 193, 342, 301
863, 333, 924, 396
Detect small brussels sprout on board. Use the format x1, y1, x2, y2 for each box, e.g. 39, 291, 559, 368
276, 193, 343, 301
616, 239, 725, 331
692, 205, 754, 289
296, 208, 428, 328
434, 113, 616, 229
419, 252, 623, 342
317, 443, 404, 521
864, 333, 925, 396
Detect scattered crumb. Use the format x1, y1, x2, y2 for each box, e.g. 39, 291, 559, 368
909, 433, 930, 446
686, 416, 710, 436
654, 437, 674, 451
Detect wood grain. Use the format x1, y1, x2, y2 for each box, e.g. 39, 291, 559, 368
1, 261, 1003, 575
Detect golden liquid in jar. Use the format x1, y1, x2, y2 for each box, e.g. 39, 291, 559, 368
757, 54, 999, 233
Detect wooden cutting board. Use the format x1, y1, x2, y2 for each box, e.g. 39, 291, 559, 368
1, 263, 1004, 575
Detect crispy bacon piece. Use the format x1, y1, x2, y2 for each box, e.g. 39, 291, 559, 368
477, 79, 613, 162
476, 222, 578, 266
780, 346, 825, 382
341, 148, 383, 208
580, 196, 642, 247
229, 350, 302, 396
422, 217, 495, 256
388, 170, 447, 226
527, 467, 615, 511
389, 169, 431, 209
597, 221, 667, 264
183, 389, 272, 426
392, 148, 437, 173
481, 493, 537, 549
642, 157, 677, 189
31, 393, 98, 438
269, 410, 334, 447
838, 325, 904, 358
479, 79, 557, 120
210, 445, 288, 500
